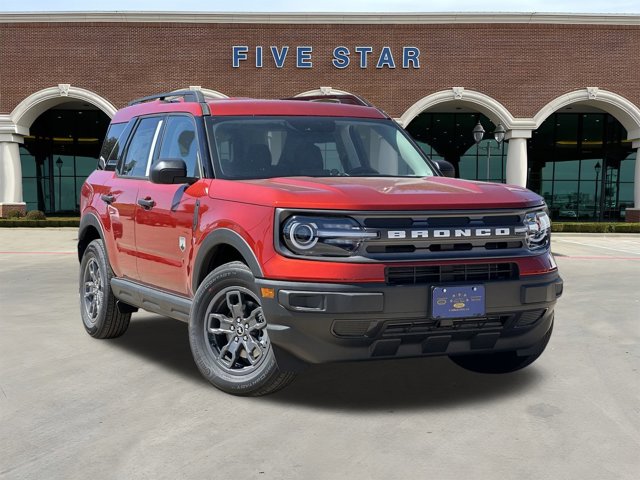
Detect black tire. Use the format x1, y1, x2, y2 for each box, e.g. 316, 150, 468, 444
79, 239, 131, 339
189, 261, 296, 396
450, 322, 553, 374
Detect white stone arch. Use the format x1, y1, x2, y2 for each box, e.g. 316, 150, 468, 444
533, 88, 640, 140
0, 85, 116, 213
172, 86, 228, 99
397, 88, 517, 129
294, 87, 355, 97
10, 84, 117, 129
397, 88, 530, 187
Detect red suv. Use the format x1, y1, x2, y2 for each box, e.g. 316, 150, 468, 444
78, 91, 562, 396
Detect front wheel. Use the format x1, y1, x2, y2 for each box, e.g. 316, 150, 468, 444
450, 322, 553, 374
188, 262, 296, 396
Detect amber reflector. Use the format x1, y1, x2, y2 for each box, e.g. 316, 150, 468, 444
261, 288, 275, 299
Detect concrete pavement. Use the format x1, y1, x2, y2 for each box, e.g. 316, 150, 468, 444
0, 229, 638, 479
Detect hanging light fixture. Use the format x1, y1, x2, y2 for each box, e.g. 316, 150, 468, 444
494, 123, 506, 144
472, 121, 485, 144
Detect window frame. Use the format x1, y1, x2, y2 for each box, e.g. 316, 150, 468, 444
153, 113, 203, 179
116, 114, 166, 180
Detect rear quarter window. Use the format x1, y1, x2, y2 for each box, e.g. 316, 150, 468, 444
99, 122, 133, 171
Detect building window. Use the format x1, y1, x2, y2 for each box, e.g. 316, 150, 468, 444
406, 112, 508, 182
19, 107, 110, 214
528, 112, 635, 222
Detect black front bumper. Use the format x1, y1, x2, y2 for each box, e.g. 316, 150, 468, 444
256, 272, 563, 364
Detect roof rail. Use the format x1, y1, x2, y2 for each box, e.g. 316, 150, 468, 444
284, 94, 373, 108
128, 89, 207, 106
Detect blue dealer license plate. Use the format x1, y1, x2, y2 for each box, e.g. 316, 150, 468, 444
432, 285, 485, 319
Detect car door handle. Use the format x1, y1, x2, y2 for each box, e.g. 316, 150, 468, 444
137, 197, 156, 210
101, 194, 115, 204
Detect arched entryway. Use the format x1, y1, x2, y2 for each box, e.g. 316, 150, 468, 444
5, 85, 115, 215
21, 102, 111, 213
401, 89, 517, 182
530, 89, 640, 222
406, 109, 509, 181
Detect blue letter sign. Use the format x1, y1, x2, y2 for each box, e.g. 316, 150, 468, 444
402, 47, 420, 68
297, 46, 313, 68
270, 46, 289, 68
233, 45, 421, 69
332, 46, 350, 68
232, 46, 249, 68
376, 47, 396, 69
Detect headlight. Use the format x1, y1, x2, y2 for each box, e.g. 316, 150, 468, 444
281, 215, 377, 257
522, 210, 551, 250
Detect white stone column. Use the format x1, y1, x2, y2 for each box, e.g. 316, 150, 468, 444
0, 134, 26, 216
505, 130, 532, 187
635, 145, 640, 208
623, 141, 640, 222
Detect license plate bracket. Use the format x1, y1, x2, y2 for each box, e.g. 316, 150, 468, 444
431, 285, 485, 319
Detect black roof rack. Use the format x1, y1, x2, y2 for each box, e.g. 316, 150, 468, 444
128, 90, 207, 106
283, 94, 373, 108
128, 89, 211, 115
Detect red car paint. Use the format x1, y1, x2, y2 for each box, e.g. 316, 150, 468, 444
82, 97, 557, 299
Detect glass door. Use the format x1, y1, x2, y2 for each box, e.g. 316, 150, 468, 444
600, 164, 620, 221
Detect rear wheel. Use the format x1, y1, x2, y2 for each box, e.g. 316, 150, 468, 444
189, 262, 296, 396
450, 322, 553, 374
79, 239, 131, 338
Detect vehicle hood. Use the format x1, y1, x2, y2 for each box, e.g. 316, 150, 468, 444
208, 176, 544, 210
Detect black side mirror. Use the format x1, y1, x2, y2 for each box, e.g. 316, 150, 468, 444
97, 156, 106, 170
434, 159, 456, 178
150, 159, 193, 184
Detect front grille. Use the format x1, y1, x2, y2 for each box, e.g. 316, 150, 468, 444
382, 315, 511, 336
352, 210, 530, 261
332, 315, 513, 340
385, 262, 519, 285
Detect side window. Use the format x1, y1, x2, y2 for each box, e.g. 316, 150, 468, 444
103, 121, 135, 171
156, 116, 200, 178
120, 117, 164, 178
99, 123, 125, 169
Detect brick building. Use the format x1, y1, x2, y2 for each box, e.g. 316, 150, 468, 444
0, 11, 639, 221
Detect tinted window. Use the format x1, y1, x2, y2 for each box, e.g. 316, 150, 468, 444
99, 123, 125, 170
104, 121, 135, 171
157, 115, 200, 177
120, 117, 163, 178
208, 117, 434, 179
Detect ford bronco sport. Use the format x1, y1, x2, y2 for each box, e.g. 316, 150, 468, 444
78, 90, 563, 396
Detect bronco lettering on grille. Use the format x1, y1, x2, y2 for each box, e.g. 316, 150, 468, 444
386, 227, 513, 239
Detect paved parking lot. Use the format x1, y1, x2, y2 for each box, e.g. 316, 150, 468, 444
0, 229, 639, 480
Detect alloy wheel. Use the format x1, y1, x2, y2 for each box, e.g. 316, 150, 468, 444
82, 258, 104, 324
204, 287, 270, 373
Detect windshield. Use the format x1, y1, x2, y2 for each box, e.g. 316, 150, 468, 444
207, 116, 436, 179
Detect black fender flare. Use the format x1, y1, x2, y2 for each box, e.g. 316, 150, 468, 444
77, 212, 106, 262
192, 228, 264, 293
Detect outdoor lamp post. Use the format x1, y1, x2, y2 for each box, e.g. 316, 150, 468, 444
472, 121, 506, 181
594, 161, 601, 220
56, 157, 63, 212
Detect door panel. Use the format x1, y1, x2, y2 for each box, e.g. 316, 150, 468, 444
134, 114, 205, 295
103, 177, 139, 280
134, 181, 207, 295
106, 116, 165, 279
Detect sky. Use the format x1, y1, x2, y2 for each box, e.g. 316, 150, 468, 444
2, 0, 640, 13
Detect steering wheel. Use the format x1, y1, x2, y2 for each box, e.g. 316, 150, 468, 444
347, 166, 379, 176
